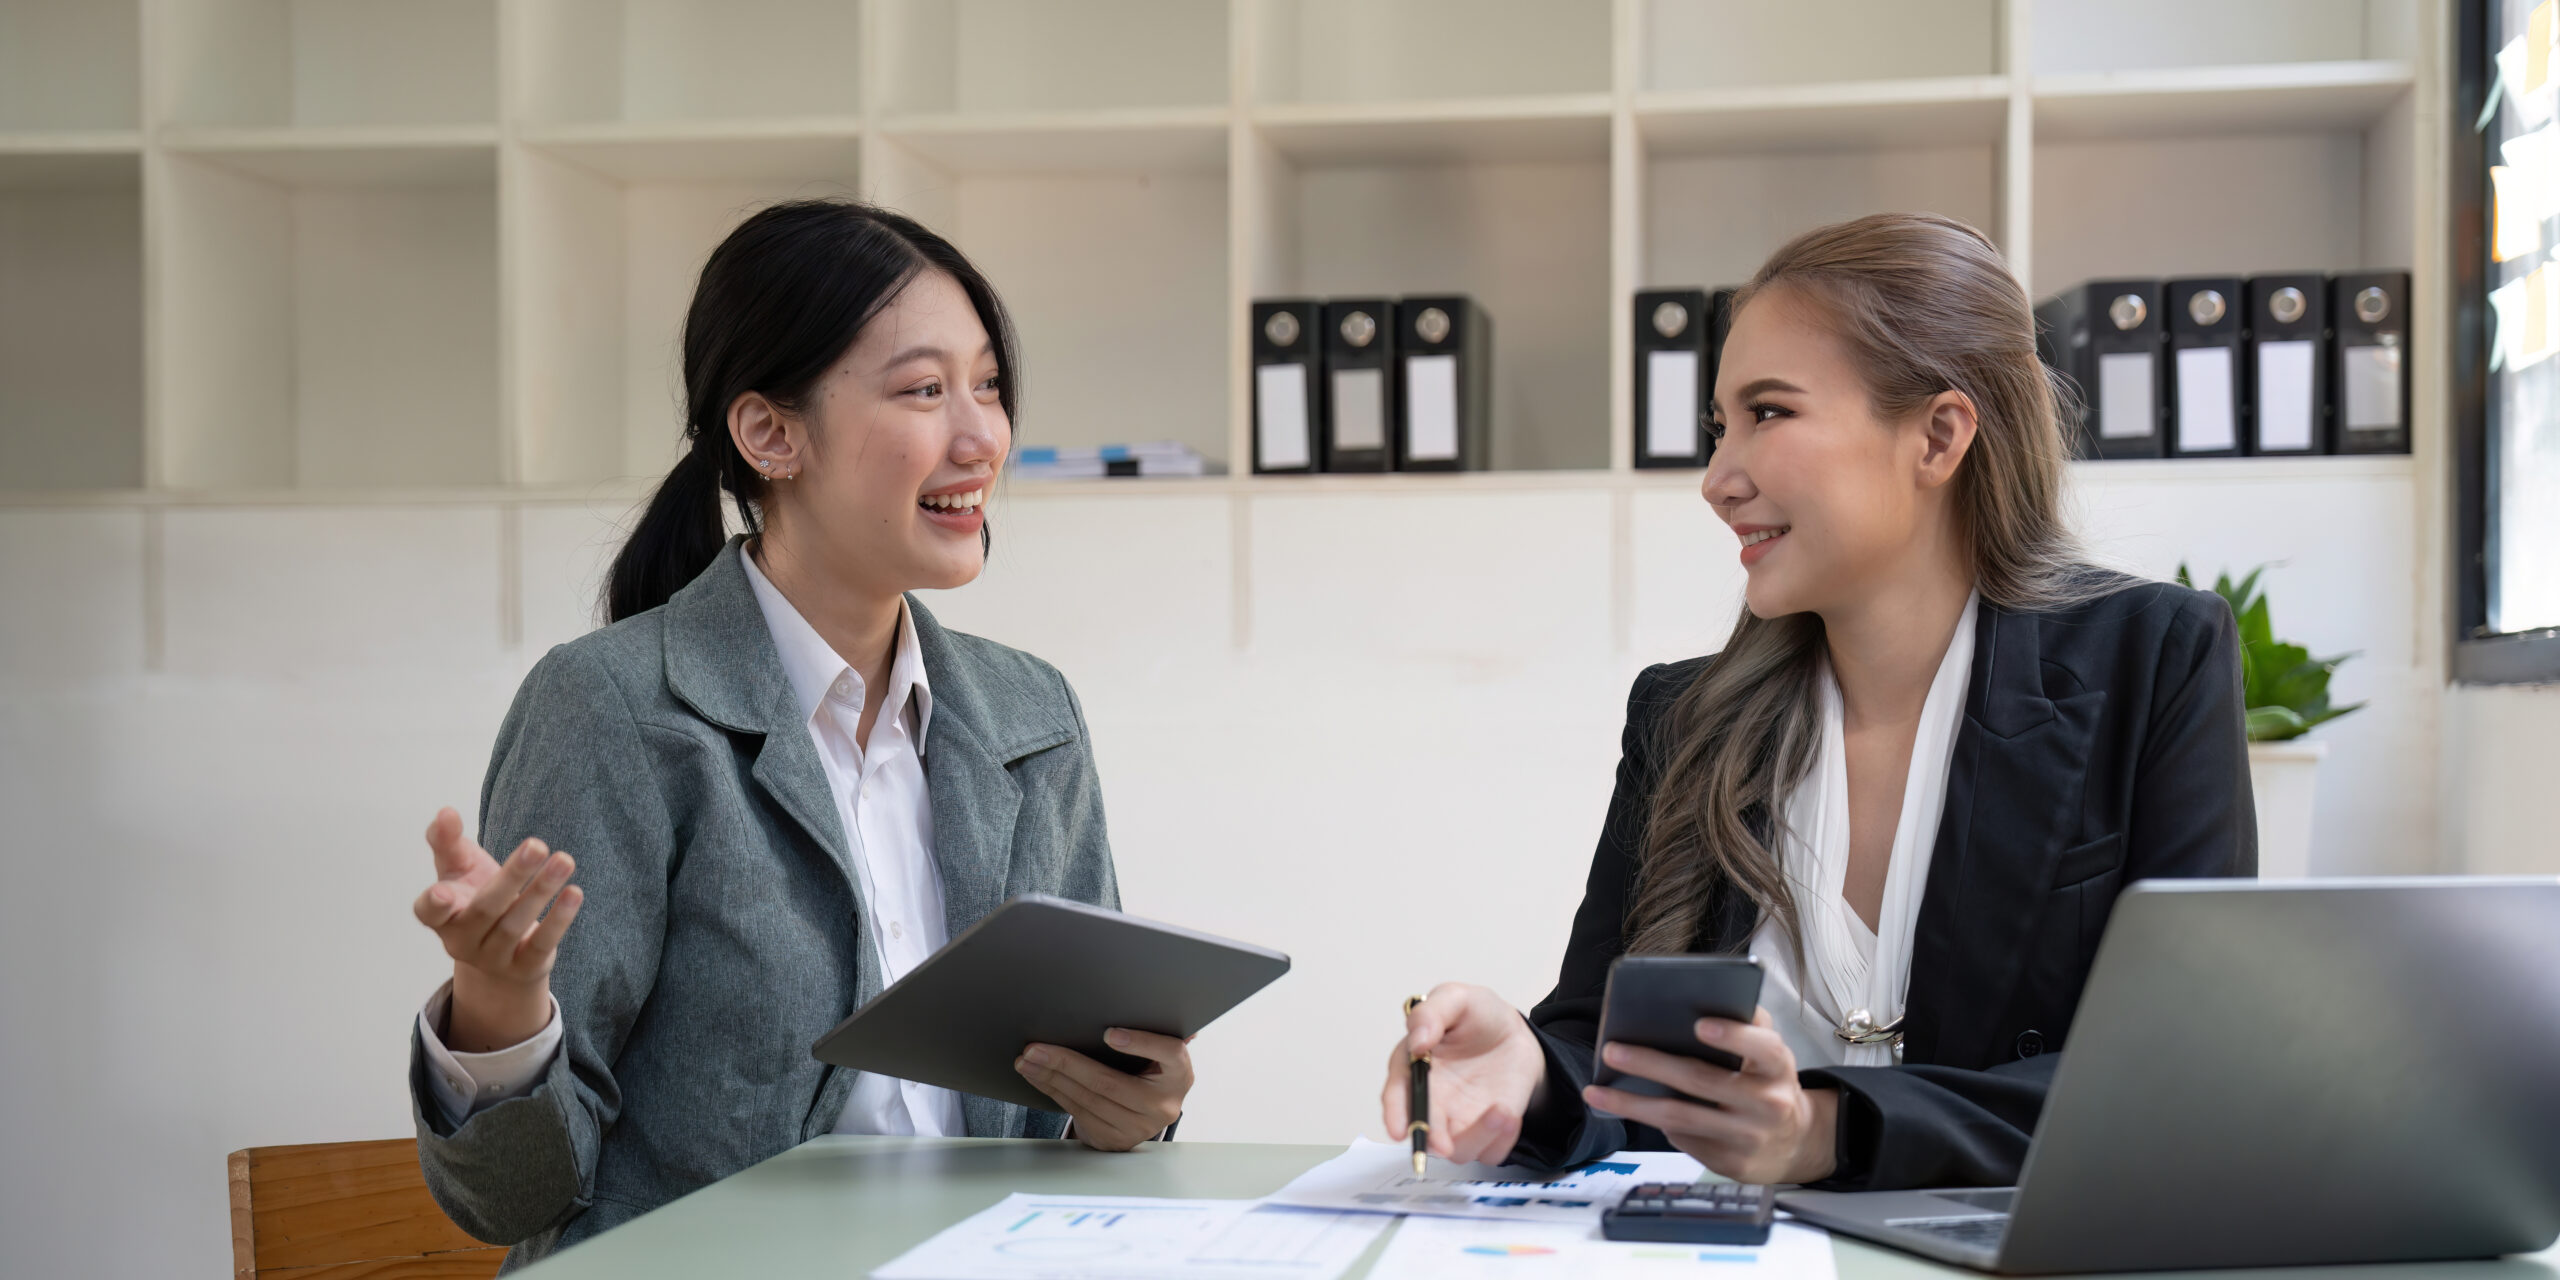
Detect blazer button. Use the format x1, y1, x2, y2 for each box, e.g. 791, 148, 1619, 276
2015, 1030, 2046, 1058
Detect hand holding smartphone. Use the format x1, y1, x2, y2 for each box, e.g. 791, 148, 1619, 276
1591, 956, 1765, 1101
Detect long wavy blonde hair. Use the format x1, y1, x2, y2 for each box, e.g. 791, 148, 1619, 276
1624, 212, 2122, 957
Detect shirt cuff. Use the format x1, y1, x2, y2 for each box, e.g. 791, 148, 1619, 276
416, 980, 562, 1130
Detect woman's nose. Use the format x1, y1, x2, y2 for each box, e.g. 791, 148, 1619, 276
1701, 442, 1751, 508
952, 397, 1007, 465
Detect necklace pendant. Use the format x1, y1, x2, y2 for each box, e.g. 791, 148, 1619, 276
1835, 1008, 1906, 1049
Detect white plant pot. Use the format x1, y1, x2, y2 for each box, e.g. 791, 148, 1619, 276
2247, 739, 2327, 879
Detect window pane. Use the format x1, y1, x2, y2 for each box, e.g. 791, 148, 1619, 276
2485, 0, 2560, 633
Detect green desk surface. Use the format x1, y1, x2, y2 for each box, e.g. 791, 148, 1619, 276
516, 1136, 2560, 1279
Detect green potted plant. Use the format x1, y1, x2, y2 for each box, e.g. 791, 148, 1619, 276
2178, 564, 2365, 879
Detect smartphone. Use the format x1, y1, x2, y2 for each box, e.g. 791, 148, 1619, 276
1591, 955, 1765, 1100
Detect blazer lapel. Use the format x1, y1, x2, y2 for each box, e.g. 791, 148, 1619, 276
1904, 600, 2104, 1069
660, 542, 871, 956
908, 596, 1076, 935
909, 598, 1076, 1139
924, 720, 1035, 1139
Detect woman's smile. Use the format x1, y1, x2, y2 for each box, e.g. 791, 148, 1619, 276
919, 481, 989, 534
1735, 523, 1791, 565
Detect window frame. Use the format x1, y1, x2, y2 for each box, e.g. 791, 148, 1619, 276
2455, 0, 2560, 683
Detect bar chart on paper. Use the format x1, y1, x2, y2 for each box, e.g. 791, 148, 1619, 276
870, 1193, 1389, 1280
1369, 1216, 1838, 1280
1264, 1139, 1709, 1225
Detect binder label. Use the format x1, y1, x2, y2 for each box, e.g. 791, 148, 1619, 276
2256, 340, 2317, 451
1332, 367, 1388, 450
2342, 344, 2404, 431
1405, 354, 1460, 462
1256, 363, 1312, 470
1645, 350, 1700, 459
2174, 346, 2237, 452
2097, 351, 2155, 440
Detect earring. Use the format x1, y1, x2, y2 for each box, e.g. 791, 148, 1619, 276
757, 459, 771, 471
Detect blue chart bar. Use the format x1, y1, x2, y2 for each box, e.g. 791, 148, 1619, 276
1008, 1207, 1148, 1232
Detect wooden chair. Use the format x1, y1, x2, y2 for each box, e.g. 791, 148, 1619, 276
228, 1139, 505, 1279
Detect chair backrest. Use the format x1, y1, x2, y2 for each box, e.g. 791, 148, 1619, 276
228, 1138, 504, 1279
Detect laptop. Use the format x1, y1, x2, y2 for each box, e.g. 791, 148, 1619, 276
1779, 878, 2560, 1274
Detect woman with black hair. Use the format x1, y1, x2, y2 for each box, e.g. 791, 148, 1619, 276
402, 201, 1186, 1268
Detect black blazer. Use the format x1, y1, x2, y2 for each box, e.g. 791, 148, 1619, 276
1510, 580, 2255, 1189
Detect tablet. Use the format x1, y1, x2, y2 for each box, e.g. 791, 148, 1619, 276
810, 894, 1291, 1114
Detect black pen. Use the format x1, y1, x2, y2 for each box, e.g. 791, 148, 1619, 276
1403, 994, 1431, 1175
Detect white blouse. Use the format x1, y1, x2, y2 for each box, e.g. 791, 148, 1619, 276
1749, 592, 1980, 1071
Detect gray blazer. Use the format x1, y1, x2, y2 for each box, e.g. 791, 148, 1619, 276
409, 541, 1118, 1270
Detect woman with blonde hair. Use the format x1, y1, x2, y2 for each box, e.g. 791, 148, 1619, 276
1382, 212, 2253, 1189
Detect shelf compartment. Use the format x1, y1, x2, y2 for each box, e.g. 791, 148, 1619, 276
878, 108, 1230, 176
0, 0, 141, 131
156, 147, 499, 488
1253, 0, 1611, 106
1257, 146, 1611, 471
519, 121, 862, 184
159, 127, 498, 185
511, 137, 861, 484
1640, 138, 2003, 298
1252, 97, 1612, 165
1640, 0, 1999, 93
2031, 121, 2412, 295
2029, 0, 2416, 75
867, 139, 1230, 468
0, 152, 141, 491
875, 0, 1228, 117
157, 0, 495, 130
1636, 77, 2011, 154
516, 0, 861, 126
2033, 60, 2414, 140
0, 133, 145, 188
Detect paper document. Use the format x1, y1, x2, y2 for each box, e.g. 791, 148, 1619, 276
871, 1193, 1388, 1280
1369, 1215, 1836, 1279
1264, 1138, 1706, 1225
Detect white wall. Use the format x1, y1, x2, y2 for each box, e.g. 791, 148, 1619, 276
2444, 683, 2560, 875
0, 458, 2461, 1278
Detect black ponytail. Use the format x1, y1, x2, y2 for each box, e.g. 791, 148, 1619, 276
604, 199, 1019, 623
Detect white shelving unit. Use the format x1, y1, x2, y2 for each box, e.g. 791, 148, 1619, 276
0, 0, 2435, 495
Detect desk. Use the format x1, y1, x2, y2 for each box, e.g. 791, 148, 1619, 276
516, 1136, 2560, 1279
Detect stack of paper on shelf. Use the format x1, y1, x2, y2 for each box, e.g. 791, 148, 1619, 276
1011, 442, 1215, 479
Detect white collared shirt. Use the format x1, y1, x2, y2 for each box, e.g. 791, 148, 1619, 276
740, 553, 962, 1137
414, 555, 963, 1138
1750, 591, 1980, 1071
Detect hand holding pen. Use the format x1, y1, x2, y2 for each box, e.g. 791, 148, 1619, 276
1404, 995, 1432, 1174
1381, 983, 1552, 1169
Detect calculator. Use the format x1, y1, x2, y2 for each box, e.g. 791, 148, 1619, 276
1601, 1182, 1777, 1245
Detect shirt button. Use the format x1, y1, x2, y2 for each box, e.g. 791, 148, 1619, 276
447, 1077, 465, 1093
890, 920, 905, 940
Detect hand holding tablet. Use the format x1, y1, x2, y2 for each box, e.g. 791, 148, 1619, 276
812, 896, 1290, 1116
